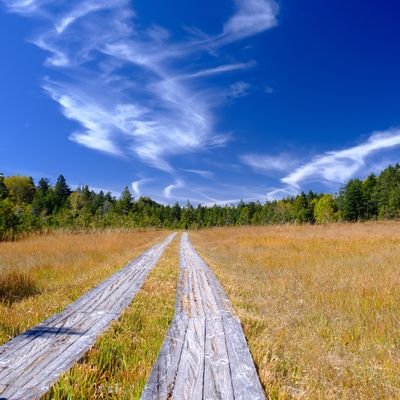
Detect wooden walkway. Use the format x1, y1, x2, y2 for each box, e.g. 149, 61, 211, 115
141, 233, 265, 400
0, 233, 175, 400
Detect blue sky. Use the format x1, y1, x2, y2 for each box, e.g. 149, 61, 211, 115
1, 0, 400, 204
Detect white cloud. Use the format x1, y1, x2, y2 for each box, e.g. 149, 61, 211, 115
266, 187, 298, 201
55, 2, 125, 34
163, 179, 185, 199
265, 85, 274, 94
179, 62, 255, 80
228, 81, 252, 98
242, 129, 400, 201
282, 128, 400, 188
241, 153, 298, 173
1, 0, 50, 15
192, 0, 278, 50
222, 0, 278, 43
145, 25, 170, 43
182, 169, 214, 179
192, 182, 268, 205
131, 178, 153, 197
2, 0, 278, 175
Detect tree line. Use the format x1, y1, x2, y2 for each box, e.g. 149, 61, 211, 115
1, 163, 400, 240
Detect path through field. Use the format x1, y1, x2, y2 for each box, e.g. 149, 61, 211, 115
0, 233, 175, 400
141, 233, 265, 400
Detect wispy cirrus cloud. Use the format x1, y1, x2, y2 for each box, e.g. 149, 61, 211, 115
1, 0, 50, 15
240, 128, 400, 200
164, 179, 185, 199
266, 186, 298, 201
222, 0, 278, 43
241, 153, 298, 173
179, 62, 255, 80
182, 169, 215, 179
43, 83, 124, 157
2, 0, 278, 174
282, 129, 400, 189
228, 81, 252, 99
131, 178, 153, 197
54, 2, 122, 34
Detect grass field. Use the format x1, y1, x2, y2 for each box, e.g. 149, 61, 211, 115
2, 224, 400, 399
190, 223, 400, 399
44, 233, 180, 399
0, 230, 166, 345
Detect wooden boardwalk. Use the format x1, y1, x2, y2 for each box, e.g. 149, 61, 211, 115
0, 233, 175, 400
141, 233, 265, 400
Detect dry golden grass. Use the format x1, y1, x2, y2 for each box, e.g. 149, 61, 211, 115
0, 230, 167, 344
45, 233, 180, 399
0, 271, 39, 305
190, 222, 400, 399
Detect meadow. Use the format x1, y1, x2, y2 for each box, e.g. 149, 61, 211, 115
0, 230, 166, 344
1, 224, 400, 399
191, 223, 400, 399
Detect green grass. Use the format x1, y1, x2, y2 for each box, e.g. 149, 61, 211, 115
43, 234, 180, 399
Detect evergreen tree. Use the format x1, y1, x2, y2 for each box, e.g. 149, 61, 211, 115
375, 164, 400, 218
32, 177, 56, 216
54, 175, 71, 210
339, 179, 366, 221
238, 206, 249, 225
93, 190, 106, 215
386, 186, 400, 219
0, 173, 8, 200
38, 177, 50, 192
362, 174, 378, 219
117, 186, 133, 215
171, 202, 181, 227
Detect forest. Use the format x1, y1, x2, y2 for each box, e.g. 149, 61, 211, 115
1, 163, 400, 240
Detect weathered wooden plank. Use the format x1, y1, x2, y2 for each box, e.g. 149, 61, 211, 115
142, 232, 265, 400
203, 316, 234, 399
141, 315, 189, 399
0, 233, 175, 400
223, 315, 265, 400
2, 312, 107, 390
171, 317, 205, 400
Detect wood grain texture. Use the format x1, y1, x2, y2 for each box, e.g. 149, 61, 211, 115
141, 232, 265, 400
0, 233, 176, 400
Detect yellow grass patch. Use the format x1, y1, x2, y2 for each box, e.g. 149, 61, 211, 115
190, 223, 400, 399
0, 230, 167, 344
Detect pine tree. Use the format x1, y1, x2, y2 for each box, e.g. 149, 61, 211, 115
339, 179, 366, 221
117, 186, 133, 215
362, 174, 378, 219
32, 178, 54, 216
54, 175, 71, 210
0, 173, 8, 200
171, 202, 181, 227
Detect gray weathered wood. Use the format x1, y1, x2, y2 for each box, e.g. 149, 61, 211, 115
141, 232, 265, 400
0, 233, 175, 400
